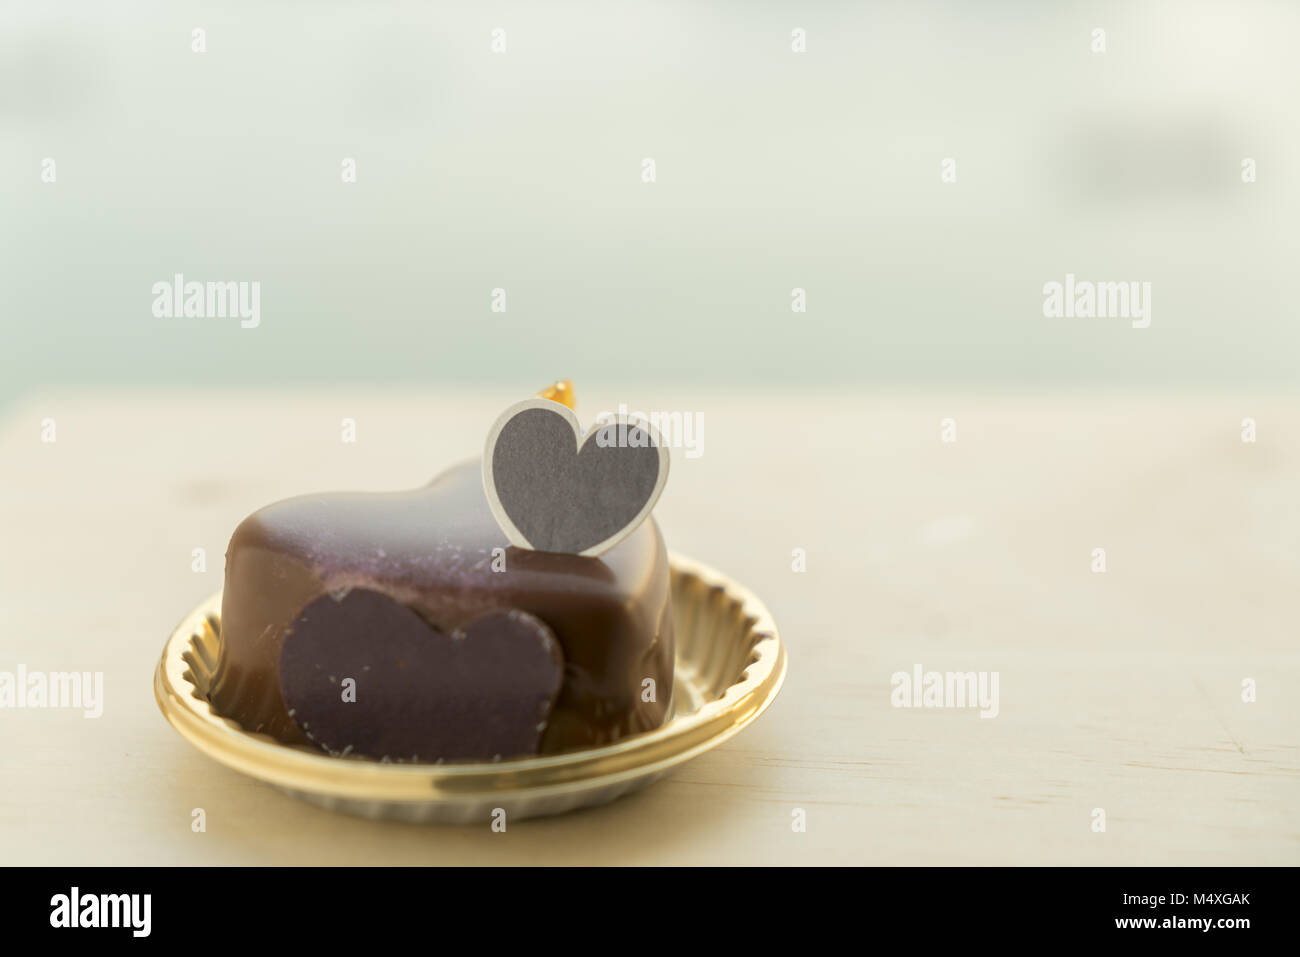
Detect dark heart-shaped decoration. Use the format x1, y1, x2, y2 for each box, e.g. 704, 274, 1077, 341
278, 589, 564, 762
482, 398, 670, 556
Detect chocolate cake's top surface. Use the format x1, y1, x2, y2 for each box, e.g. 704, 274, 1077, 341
240, 460, 660, 599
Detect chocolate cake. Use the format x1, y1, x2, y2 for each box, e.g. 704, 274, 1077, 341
210, 455, 675, 763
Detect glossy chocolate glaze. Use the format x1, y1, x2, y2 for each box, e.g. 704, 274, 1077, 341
211, 460, 674, 759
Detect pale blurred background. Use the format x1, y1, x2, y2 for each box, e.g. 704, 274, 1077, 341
2, 0, 1297, 408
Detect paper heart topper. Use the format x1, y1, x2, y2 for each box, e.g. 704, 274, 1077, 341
483, 398, 670, 557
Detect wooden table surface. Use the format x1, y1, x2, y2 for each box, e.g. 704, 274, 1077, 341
2, 388, 1296, 865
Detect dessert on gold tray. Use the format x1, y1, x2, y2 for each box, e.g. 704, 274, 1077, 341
156, 382, 784, 821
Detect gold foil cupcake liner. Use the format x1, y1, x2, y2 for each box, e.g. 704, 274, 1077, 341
154, 552, 786, 823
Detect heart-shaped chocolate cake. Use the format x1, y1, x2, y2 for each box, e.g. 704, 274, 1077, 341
209, 385, 674, 763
